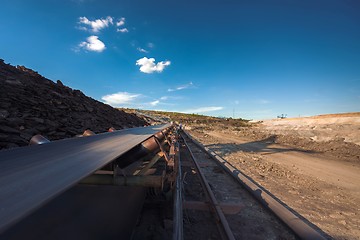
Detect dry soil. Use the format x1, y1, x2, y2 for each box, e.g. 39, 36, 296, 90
187, 113, 360, 240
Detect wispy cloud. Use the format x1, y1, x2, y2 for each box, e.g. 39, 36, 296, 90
147, 96, 179, 107
160, 95, 183, 101
183, 106, 223, 114
101, 92, 178, 109
117, 28, 128, 33
137, 47, 148, 53
77, 16, 128, 34
147, 42, 154, 48
78, 16, 113, 33
116, 17, 125, 26
136, 57, 171, 74
115, 17, 128, 33
168, 82, 193, 92
149, 100, 160, 106
102, 92, 141, 106
78, 36, 106, 52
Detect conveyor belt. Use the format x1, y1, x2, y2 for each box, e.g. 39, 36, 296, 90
0, 124, 170, 233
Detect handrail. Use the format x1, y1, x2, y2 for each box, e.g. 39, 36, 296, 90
0, 124, 171, 233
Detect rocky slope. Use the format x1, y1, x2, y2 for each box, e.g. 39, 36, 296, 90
0, 59, 147, 150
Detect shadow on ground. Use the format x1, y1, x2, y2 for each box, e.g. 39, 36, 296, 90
205, 136, 317, 155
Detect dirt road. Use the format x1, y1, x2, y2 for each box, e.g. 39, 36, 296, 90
189, 129, 360, 240
208, 131, 360, 196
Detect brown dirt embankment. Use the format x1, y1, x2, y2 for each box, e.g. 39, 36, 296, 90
0, 59, 147, 150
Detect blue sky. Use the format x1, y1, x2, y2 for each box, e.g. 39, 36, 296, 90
1, 0, 359, 119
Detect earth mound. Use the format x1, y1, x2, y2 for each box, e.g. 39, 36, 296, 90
0, 59, 147, 150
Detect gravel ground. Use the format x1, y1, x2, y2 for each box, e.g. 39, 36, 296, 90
186, 117, 360, 240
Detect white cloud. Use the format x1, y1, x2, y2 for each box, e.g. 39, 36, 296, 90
136, 57, 171, 74
161, 95, 183, 100
137, 47, 148, 53
150, 100, 160, 106
183, 106, 223, 114
102, 92, 141, 106
117, 28, 128, 33
77, 16, 129, 33
78, 16, 113, 33
76, 26, 88, 31
116, 17, 125, 26
168, 82, 193, 92
147, 42, 154, 48
78, 36, 106, 52
115, 18, 128, 32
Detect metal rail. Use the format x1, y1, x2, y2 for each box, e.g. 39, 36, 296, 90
173, 140, 183, 240
180, 133, 236, 240
182, 130, 327, 240
0, 124, 171, 233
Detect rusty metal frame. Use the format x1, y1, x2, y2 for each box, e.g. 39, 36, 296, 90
134, 152, 164, 176
183, 201, 244, 215
161, 130, 171, 146
154, 136, 171, 163
79, 174, 164, 188
180, 134, 235, 240
173, 139, 183, 240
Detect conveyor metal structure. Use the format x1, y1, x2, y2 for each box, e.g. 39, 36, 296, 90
0, 124, 172, 239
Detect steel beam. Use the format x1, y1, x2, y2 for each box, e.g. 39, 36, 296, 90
79, 174, 163, 188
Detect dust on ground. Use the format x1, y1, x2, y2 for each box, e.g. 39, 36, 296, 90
185, 113, 360, 240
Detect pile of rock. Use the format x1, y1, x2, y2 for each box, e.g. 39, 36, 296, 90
0, 59, 147, 150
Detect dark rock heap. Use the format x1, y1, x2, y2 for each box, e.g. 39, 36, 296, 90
0, 59, 147, 150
